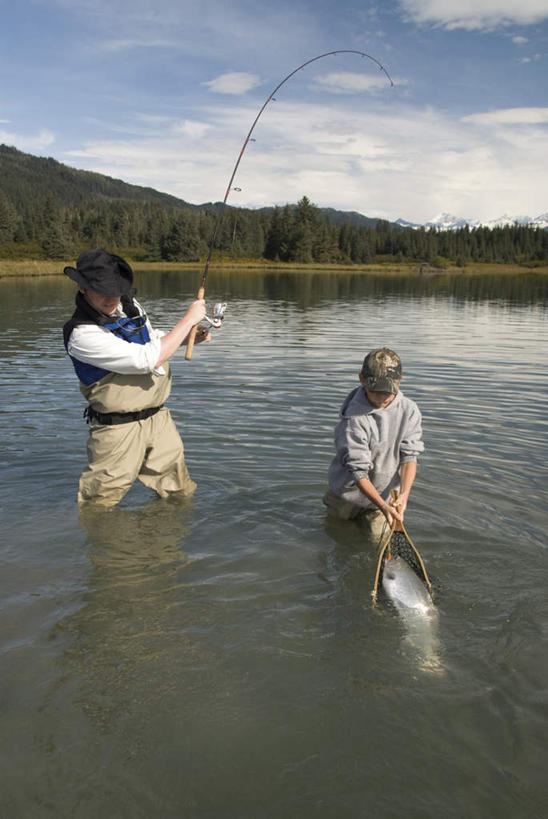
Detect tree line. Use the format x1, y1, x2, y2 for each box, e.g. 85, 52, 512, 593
0, 187, 546, 266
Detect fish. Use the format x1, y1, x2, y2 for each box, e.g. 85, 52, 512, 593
382, 555, 434, 614
382, 555, 443, 673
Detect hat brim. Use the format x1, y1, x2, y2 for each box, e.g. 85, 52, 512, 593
64, 266, 89, 289
64, 264, 134, 297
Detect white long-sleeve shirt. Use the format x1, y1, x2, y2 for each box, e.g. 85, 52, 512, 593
67, 299, 167, 376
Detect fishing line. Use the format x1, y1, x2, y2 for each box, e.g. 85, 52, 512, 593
185, 49, 393, 359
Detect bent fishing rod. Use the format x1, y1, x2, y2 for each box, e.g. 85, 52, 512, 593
185, 49, 394, 359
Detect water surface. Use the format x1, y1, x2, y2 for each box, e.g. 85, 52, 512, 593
1, 269, 547, 817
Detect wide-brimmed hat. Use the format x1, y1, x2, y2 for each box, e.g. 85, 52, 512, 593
361, 347, 402, 393
64, 248, 134, 297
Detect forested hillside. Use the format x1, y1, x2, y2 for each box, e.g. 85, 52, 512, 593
0, 144, 546, 266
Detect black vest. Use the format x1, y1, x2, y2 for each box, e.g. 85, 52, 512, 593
63, 293, 151, 386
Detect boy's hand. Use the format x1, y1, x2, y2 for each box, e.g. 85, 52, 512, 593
381, 502, 403, 526
389, 491, 409, 520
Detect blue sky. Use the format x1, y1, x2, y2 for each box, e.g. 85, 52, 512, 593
1, 0, 547, 222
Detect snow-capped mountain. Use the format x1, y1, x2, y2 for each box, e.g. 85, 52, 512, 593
394, 212, 548, 230
487, 212, 548, 229
532, 213, 548, 228
394, 213, 470, 230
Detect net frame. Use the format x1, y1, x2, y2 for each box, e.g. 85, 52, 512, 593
371, 491, 432, 604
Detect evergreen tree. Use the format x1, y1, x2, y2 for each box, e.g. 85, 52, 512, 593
40, 195, 75, 258
1, 143, 546, 265
0, 191, 18, 243
162, 213, 201, 261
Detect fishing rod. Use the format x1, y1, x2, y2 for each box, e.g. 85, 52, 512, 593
185, 49, 394, 359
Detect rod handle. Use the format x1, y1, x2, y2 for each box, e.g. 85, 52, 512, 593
185, 286, 205, 361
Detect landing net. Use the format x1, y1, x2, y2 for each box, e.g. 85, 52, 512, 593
371, 495, 432, 603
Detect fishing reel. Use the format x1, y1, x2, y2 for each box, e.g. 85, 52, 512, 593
200, 302, 227, 330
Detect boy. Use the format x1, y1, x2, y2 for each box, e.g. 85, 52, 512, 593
323, 347, 424, 542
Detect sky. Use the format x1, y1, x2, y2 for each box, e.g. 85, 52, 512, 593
1, 0, 547, 223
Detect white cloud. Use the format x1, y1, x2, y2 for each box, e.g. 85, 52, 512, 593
313, 72, 397, 94
170, 119, 211, 139
399, 0, 548, 30
60, 99, 548, 222
76, 114, 211, 141
0, 128, 55, 152
512, 35, 529, 43
462, 107, 548, 125
203, 73, 262, 95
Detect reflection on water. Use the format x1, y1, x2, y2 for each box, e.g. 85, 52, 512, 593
58, 500, 199, 729
130, 267, 548, 309
1, 269, 547, 817
1, 268, 546, 314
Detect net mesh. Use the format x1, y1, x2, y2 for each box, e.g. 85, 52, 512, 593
383, 530, 426, 581
372, 525, 432, 602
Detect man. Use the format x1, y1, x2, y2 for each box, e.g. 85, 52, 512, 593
323, 347, 424, 543
63, 247, 209, 506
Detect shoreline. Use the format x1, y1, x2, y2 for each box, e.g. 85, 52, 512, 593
0, 259, 547, 279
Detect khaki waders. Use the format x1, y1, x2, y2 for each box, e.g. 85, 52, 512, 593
323, 489, 389, 546
78, 408, 196, 506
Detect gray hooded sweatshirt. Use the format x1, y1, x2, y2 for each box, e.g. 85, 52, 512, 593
327, 387, 424, 510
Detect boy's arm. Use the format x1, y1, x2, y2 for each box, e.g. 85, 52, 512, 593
357, 461, 418, 525
395, 401, 423, 518
356, 477, 403, 526
389, 460, 417, 518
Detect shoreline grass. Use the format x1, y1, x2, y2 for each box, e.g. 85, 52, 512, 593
0, 258, 547, 279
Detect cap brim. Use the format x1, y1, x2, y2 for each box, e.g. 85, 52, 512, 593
365, 377, 400, 394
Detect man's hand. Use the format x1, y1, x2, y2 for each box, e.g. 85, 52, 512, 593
185, 298, 207, 326
156, 298, 208, 368
190, 325, 211, 345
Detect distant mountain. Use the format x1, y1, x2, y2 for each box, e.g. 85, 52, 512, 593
0, 143, 196, 211
482, 213, 548, 230
251, 204, 392, 228
0, 145, 401, 229
1, 144, 545, 234
395, 211, 548, 231
316, 207, 386, 228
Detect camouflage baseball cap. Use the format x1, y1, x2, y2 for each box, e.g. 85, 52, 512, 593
361, 348, 402, 393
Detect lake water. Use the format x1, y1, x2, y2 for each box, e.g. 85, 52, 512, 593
1, 269, 547, 818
